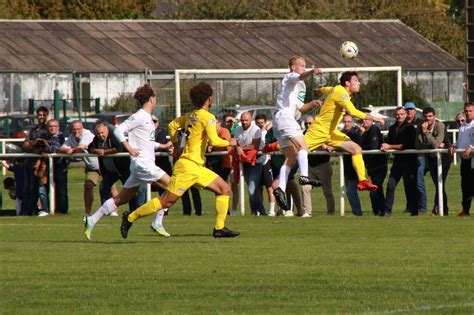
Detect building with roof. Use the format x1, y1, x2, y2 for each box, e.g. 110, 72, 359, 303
0, 20, 464, 119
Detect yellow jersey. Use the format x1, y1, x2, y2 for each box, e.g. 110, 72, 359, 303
169, 109, 229, 166
312, 85, 367, 132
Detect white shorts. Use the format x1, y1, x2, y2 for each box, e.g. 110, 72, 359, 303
272, 111, 303, 148
123, 159, 166, 188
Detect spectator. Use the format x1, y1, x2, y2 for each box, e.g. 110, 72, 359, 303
416, 107, 452, 216
341, 115, 363, 216
448, 103, 474, 217
21, 106, 49, 215
404, 102, 426, 213
455, 112, 465, 128
1, 159, 25, 215
381, 107, 418, 216
233, 111, 265, 215
206, 116, 232, 181
301, 115, 335, 217
88, 122, 145, 215
59, 120, 100, 215
37, 119, 69, 215
359, 116, 387, 216
255, 114, 276, 217
223, 113, 240, 215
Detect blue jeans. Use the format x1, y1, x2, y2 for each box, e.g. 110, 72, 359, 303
39, 185, 48, 212
426, 157, 451, 214
243, 163, 265, 215
416, 156, 427, 212
345, 177, 362, 216
368, 166, 387, 216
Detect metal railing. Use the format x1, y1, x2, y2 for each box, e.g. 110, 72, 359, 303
0, 149, 461, 217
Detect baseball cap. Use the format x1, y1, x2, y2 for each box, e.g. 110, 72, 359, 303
403, 102, 416, 110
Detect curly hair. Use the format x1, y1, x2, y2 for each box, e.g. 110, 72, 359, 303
134, 84, 155, 106
189, 82, 213, 108
339, 71, 358, 87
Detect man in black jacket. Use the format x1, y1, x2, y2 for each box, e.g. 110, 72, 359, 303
360, 117, 387, 216
381, 107, 418, 216
88, 122, 144, 212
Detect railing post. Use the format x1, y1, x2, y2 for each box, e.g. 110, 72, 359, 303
1, 140, 5, 176
452, 130, 458, 166
339, 154, 345, 216
48, 155, 55, 214
437, 151, 444, 217
239, 162, 245, 216
146, 183, 151, 201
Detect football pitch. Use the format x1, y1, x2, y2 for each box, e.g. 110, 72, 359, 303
0, 166, 473, 314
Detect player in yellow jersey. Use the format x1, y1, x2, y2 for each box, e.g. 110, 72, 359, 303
304, 71, 384, 191
121, 82, 240, 238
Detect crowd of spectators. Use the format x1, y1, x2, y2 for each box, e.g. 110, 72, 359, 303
1, 102, 472, 218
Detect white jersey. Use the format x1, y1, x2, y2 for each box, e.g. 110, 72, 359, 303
274, 72, 306, 117
114, 109, 159, 163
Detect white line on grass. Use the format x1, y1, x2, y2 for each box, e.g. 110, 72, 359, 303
383, 302, 474, 314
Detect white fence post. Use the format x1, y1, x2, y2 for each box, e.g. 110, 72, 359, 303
437, 151, 444, 217
339, 155, 345, 216
48, 155, 55, 214
239, 162, 245, 216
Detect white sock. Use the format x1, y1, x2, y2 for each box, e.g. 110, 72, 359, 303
153, 209, 167, 226
297, 150, 309, 177
89, 198, 116, 226
269, 202, 275, 213
278, 165, 291, 192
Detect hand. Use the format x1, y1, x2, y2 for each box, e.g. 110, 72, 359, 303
95, 148, 105, 157
380, 143, 391, 152
448, 146, 456, 155
167, 146, 174, 155
207, 145, 213, 153
462, 146, 472, 159
228, 138, 237, 146
311, 100, 323, 108
313, 68, 322, 75
128, 147, 140, 157
421, 121, 429, 133
321, 144, 334, 153
374, 117, 384, 126
236, 146, 244, 155
65, 148, 73, 155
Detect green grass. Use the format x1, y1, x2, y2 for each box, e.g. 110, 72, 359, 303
0, 166, 473, 314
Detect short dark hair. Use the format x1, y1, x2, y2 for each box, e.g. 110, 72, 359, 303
134, 84, 155, 106
339, 71, 358, 86
464, 102, 474, 109
3, 177, 15, 189
189, 82, 213, 108
223, 113, 234, 122
255, 114, 266, 121
36, 106, 49, 115
422, 107, 436, 116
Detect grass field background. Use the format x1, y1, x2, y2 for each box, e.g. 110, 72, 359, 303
0, 164, 473, 313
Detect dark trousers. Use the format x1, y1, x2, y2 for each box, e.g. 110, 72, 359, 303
368, 166, 387, 216
100, 171, 145, 212
51, 163, 69, 214
460, 159, 474, 215
182, 187, 202, 215
21, 158, 39, 215
385, 163, 418, 215
426, 157, 451, 214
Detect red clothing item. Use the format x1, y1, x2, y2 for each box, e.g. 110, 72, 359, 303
228, 148, 258, 183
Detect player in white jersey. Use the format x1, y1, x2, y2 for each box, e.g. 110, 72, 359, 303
83, 84, 172, 240
272, 55, 323, 210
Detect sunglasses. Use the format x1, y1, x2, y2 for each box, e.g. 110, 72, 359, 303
457, 119, 464, 123
225, 120, 233, 123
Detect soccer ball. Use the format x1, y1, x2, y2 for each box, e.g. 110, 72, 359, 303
340, 41, 358, 59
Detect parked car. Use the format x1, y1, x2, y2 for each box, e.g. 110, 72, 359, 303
219, 105, 275, 121
85, 112, 130, 127
0, 114, 36, 138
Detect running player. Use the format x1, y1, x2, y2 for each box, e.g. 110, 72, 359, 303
272, 55, 323, 210
83, 84, 172, 240
120, 82, 240, 239
304, 71, 384, 191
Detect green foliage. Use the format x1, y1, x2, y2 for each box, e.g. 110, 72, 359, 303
0, 0, 156, 19
103, 92, 138, 112
354, 72, 430, 108
164, 0, 465, 60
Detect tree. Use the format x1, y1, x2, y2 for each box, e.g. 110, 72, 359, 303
103, 92, 139, 113
0, 0, 156, 19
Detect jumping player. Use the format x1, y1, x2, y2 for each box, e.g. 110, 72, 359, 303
305, 71, 384, 191
83, 84, 172, 240
120, 82, 240, 239
272, 55, 323, 210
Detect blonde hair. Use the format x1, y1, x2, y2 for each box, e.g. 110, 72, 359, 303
288, 55, 305, 68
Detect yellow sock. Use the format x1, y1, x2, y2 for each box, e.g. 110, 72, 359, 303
215, 195, 229, 230
352, 153, 367, 182
128, 198, 162, 222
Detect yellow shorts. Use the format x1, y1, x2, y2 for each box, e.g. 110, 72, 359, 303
167, 158, 219, 196
85, 170, 101, 186
304, 126, 349, 151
